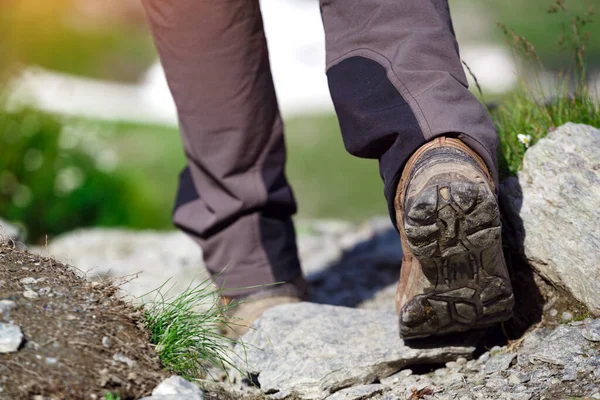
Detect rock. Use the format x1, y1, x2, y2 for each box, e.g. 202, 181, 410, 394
20, 277, 37, 285
45, 357, 58, 365
485, 352, 516, 374
582, 319, 600, 342
0, 322, 23, 353
22, 290, 38, 299
0, 218, 21, 241
102, 336, 111, 348
324, 384, 386, 400
0, 300, 17, 314
141, 375, 204, 400
237, 302, 476, 400
36, 230, 208, 302
519, 324, 594, 368
113, 353, 136, 368
562, 311, 574, 321
501, 123, 600, 313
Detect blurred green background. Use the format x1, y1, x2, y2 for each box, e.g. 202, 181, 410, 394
0, 0, 598, 243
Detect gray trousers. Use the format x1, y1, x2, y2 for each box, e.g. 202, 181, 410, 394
141, 0, 498, 298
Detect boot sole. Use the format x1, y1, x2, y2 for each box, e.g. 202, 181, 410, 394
400, 179, 514, 339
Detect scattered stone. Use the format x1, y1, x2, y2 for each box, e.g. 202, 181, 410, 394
501, 123, 600, 314
0, 300, 17, 314
485, 352, 517, 374
45, 357, 58, 365
561, 311, 574, 321
561, 369, 577, 382
141, 375, 204, 400
22, 289, 39, 299
0, 322, 23, 353
113, 353, 136, 368
324, 384, 386, 400
237, 302, 476, 399
102, 336, 111, 348
582, 319, 600, 342
38, 287, 52, 296
549, 309, 558, 317
20, 277, 37, 285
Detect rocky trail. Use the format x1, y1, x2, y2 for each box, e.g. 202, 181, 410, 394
1, 123, 599, 399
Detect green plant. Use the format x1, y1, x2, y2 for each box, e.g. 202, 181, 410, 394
490, 0, 599, 178
0, 106, 156, 242
104, 392, 121, 400
143, 278, 244, 381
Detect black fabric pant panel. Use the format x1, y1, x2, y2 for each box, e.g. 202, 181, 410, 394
327, 56, 427, 226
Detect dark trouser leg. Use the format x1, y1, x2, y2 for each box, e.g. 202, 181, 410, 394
320, 0, 499, 224
141, 0, 305, 298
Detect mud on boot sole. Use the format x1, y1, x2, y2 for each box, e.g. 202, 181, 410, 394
400, 180, 514, 339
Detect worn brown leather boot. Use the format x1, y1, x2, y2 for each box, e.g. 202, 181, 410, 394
395, 137, 514, 339
221, 294, 301, 340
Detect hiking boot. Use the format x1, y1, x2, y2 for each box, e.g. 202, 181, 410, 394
221, 295, 301, 339
394, 137, 514, 339
220, 279, 308, 339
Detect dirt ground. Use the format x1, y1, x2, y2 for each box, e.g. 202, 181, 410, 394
0, 241, 166, 399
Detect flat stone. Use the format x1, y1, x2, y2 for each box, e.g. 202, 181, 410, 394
520, 325, 590, 367
324, 384, 386, 400
237, 303, 476, 400
582, 319, 600, 342
141, 375, 204, 400
501, 123, 600, 313
0, 322, 23, 353
485, 352, 516, 374
22, 290, 38, 299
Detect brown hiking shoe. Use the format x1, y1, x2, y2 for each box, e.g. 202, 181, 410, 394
395, 137, 514, 339
221, 294, 301, 339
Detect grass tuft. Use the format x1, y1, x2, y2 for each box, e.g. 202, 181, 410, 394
142, 277, 242, 382
490, 0, 599, 178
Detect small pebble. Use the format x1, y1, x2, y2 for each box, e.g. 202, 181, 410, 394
45, 357, 58, 365
399, 369, 412, 378
562, 311, 574, 321
102, 336, 111, 348
22, 290, 38, 299
549, 309, 558, 317
508, 374, 522, 386
20, 277, 36, 285
113, 353, 136, 368
582, 320, 600, 342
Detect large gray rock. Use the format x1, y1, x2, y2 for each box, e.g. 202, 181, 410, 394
502, 123, 600, 314
237, 302, 476, 400
0, 218, 22, 242
35, 230, 208, 302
